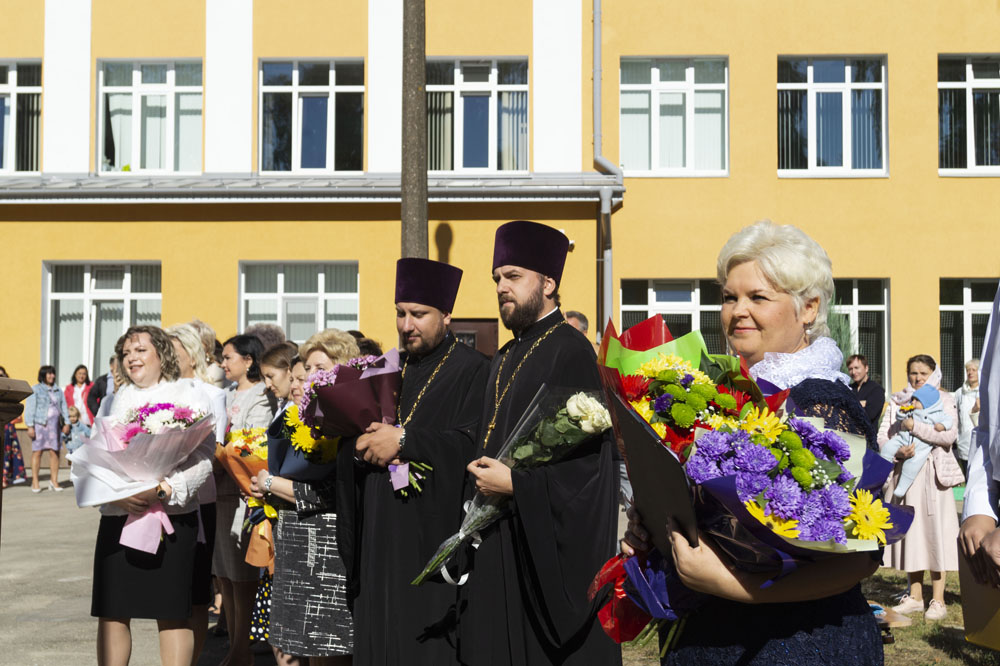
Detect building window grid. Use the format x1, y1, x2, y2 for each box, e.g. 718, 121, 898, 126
938, 56, 1000, 174
939, 278, 997, 390
777, 57, 888, 176
619, 58, 729, 176
0, 61, 42, 173
258, 60, 365, 173
831, 279, 891, 388
239, 262, 361, 341
426, 59, 529, 172
97, 60, 203, 174
619, 279, 725, 353
43, 263, 162, 381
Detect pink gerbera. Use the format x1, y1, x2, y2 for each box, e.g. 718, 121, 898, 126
172, 406, 194, 422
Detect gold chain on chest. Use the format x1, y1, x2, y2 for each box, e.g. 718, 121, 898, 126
481, 321, 566, 450
397, 340, 457, 427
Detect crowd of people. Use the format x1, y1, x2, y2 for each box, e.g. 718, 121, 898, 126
1, 219, 1000, 666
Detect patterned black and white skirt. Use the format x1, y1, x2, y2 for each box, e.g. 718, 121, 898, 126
270, 509, 353, 657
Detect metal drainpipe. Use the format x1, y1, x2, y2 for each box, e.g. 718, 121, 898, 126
593, 0, 622, 339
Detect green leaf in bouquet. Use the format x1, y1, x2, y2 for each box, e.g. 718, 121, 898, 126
539, 422, 562, 447
698, 351, 738, 385
561, 425, 590, 446
815, 458, 845, 481
657, 369, 680, 384
512, 443, 536, 461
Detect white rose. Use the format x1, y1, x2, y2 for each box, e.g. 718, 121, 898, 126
566, 393, 612, 433
143, 410, 176, 435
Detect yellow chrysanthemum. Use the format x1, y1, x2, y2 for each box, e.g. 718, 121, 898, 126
630, 399, 667, 439
847, 489, 893, 545
226, 427, 268, 458
704, 412, 739, 431
290, 425, 319, 454
636, 353, 713, 386
284, 405, 306, 431
744, 500, 801, 538
739, 406, 786, 442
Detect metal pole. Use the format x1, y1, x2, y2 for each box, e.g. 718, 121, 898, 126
400, 0, 428, 258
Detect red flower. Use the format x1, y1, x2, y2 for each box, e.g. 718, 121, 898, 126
621, 374, 653, 402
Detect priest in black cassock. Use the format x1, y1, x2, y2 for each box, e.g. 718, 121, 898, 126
457, 221, 621, 666
349, 258, 489, 665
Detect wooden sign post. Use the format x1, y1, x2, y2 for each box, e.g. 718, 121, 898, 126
0, 377, 32, 551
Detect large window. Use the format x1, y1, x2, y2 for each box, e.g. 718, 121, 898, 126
938, 56, 1000, 173
0, 61, 41, 172
99, 61, 203, 173
619, 58, 728, 175
777, 57, 887, 175
830, 279, 890, 387
259, 60, 364, 172
426, 59, 528, 172
44, 263, 162, 382
620, 279, 726, 354
939, 278, 998, 391
241, 263, 360, 342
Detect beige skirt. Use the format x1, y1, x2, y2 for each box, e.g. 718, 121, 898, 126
883, 455, 960, 573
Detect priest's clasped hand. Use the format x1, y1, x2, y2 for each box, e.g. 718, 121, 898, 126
467, 457, 513, 496
356, 422, 403, 466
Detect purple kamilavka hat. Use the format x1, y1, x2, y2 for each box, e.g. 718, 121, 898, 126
395, 258, 463, 313
492, 220, 570, 284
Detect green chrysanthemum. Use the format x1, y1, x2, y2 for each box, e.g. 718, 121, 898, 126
713, 393, 737, 410
658, 369, 680, 384
671, 402, 697, 428
664, 384, 687, 400
789, 448, 816, 470
688, 383, 718, 401
685, 393, 708, 413
778, 431, 804, 450
791, 466, 814, 489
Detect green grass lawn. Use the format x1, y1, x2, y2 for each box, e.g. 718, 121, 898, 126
621, 568, 1000, 665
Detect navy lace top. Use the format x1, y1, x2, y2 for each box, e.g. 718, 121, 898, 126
662, 379, 883, 666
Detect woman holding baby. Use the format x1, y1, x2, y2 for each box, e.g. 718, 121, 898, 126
880, 354, 964, 621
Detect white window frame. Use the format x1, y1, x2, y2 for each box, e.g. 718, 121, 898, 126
938, 55, 1000, 176
618, 57, 729, 177
257, 60, 365, 174
41, 262, 163, 379
939, 279, 997, 372
96, 60, 203, 174
425, 58, 529, 174
0, 60, 42, 174
619, 278, 722, 340
831, 279, 892, 389
238, 262, 361, 337
777, 56, 889, 178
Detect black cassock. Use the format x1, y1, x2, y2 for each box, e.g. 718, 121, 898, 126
344, 333, 489, 665
456, 310, 621, 666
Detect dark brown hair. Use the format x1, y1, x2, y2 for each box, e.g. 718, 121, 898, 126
116, 326, 181, 384
906, 354, 937, 373
260, 341, 298, 372
846, 354, 868, 367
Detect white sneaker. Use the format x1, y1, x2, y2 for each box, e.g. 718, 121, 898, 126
924, 599, 947, 621
892, 594, 925, 615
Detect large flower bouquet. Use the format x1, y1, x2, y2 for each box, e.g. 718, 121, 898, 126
411, 386, 612, 585
69, 402, 214, 554
589, 315, 914, 652
216, 426, 277, 569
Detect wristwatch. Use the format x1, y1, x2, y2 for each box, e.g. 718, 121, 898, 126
156, 483, 167, 500
398, 427, 407, 452
263, 474, 274, 494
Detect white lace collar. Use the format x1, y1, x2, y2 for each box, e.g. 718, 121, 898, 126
748, 337, 851, 390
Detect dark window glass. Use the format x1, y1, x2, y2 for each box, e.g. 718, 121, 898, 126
939, 310, 964, 391
699, 311, 726, 355
334, 92, 363, 170
661, 313, 692, 338
834, 279, 854, 306
851, 90, 882, 169
973, 313, 990, 361
262, 62, 293, 86
462, 94, 489, 167
262, 92, 292, 170
462, 63, 490, 83
973, 91, 1000, 166
498, 61, 527, 85
426, 62, 454, 85
778, 59, 807, 83
972, 59, 1000, 80
0, 66, 7, 84
938, 57, 966, 82
338, 62, 364, 86
971, 280, 999, 303
699, 281, 722, 305
52, 265, 85, 292
17, 63, 41, 86
16, 93, 40, 171
939, 278, 963, 305
621, 280, 648, 306
858, 310, 885, 386
299, 62, 329, 86
816, 92, 843, 167
777, 90, 807, 169
427, 91, 453, 170
300, 96, 328, 168
813, 59, 846, 83
851, 59, 881, 83
939, 89, 967, 168
857, 279, 884, 305
622, 310, 648, 330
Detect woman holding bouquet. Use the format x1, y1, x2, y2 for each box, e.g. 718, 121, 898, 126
92, 325, 215, 666
879, 355, 961, 621
248, 330, 359, 665
215, 334, 274, 666
624, 221, 883, 665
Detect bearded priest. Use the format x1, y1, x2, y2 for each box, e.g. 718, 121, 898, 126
349, 258, 489, 664
457, 221, 621, 665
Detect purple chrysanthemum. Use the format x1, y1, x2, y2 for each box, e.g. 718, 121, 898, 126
719, 458, 737, 476
735, 444, 778, 474
653, 393, 674, 413
789, 418, 852, 463
816, 430, 851, 462
694, 429, 735, 460
818, 483, 852, 519
836, 470, 855, 484
798, 516, 847, 544
685, 454, 722, 484
736, 472, 771, 502
764, 475, 805, 520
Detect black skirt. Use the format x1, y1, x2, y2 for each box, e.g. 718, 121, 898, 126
191, 503, 217, 606
91, 511, 199, 620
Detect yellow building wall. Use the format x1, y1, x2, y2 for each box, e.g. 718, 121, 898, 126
600, 0, 1000, 387
0, 203, 598, 382
1, 1, 44, 57
252, 0, 368, 171
426, 0, 531, 57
